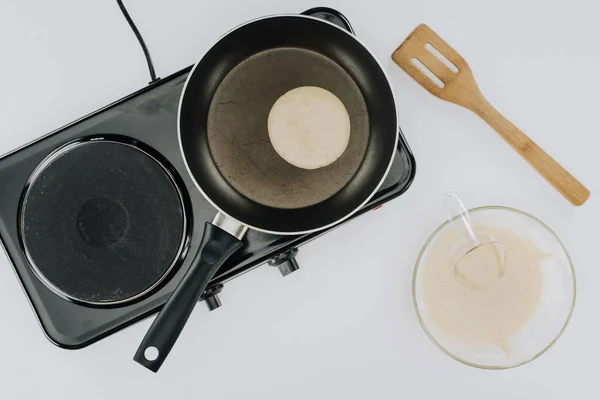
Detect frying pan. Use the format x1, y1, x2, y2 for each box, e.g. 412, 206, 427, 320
134, 11, 399, 372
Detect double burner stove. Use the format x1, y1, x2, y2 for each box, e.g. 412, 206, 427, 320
0, 8, 415, 349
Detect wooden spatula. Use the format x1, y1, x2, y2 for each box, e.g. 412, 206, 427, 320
392, 24, 590, 206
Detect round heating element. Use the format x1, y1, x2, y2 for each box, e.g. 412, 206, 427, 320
19, 138, 188, 306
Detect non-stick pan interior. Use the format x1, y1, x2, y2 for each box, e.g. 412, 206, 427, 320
180, 15, 397, 233
207, 47, 369, 209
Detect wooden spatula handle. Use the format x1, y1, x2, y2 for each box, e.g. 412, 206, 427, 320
472, 99, 590, 206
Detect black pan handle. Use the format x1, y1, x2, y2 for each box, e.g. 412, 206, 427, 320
301, 7, 355, 34
134, 221, 244, 372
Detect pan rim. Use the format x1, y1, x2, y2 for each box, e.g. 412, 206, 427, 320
177, 13, 399, 235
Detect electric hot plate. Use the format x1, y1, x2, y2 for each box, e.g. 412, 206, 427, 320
0, 7, 415, 348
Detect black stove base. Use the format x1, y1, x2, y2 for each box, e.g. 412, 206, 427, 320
0, 8, 415, 349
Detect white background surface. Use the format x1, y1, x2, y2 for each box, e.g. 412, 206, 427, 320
1, 0, 599, 399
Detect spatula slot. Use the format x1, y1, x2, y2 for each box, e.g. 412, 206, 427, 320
412, 58, 445, 88
425, 43, 459, 73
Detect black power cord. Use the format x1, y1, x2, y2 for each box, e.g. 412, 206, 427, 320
116, 0, 159, 84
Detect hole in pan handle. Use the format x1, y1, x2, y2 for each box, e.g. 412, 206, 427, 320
133, 214, 246, 372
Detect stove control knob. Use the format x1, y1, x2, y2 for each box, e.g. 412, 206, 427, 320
205, 294, 221, 311
269, 248, 300, 277
200, 284, 223, 311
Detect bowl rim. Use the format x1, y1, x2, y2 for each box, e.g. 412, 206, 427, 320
412, 205, 577, 370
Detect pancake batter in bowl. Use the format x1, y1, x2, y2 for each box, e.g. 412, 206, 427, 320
421, 225, 544, 346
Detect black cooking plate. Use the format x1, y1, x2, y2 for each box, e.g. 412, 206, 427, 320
0, 7, 415, 349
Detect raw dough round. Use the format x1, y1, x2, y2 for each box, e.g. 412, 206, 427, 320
268, 86, 351, 170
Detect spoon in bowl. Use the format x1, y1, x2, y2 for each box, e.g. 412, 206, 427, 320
444, 192, 506, 288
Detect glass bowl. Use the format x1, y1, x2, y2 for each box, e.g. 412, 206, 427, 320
413, 206, 576, 369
